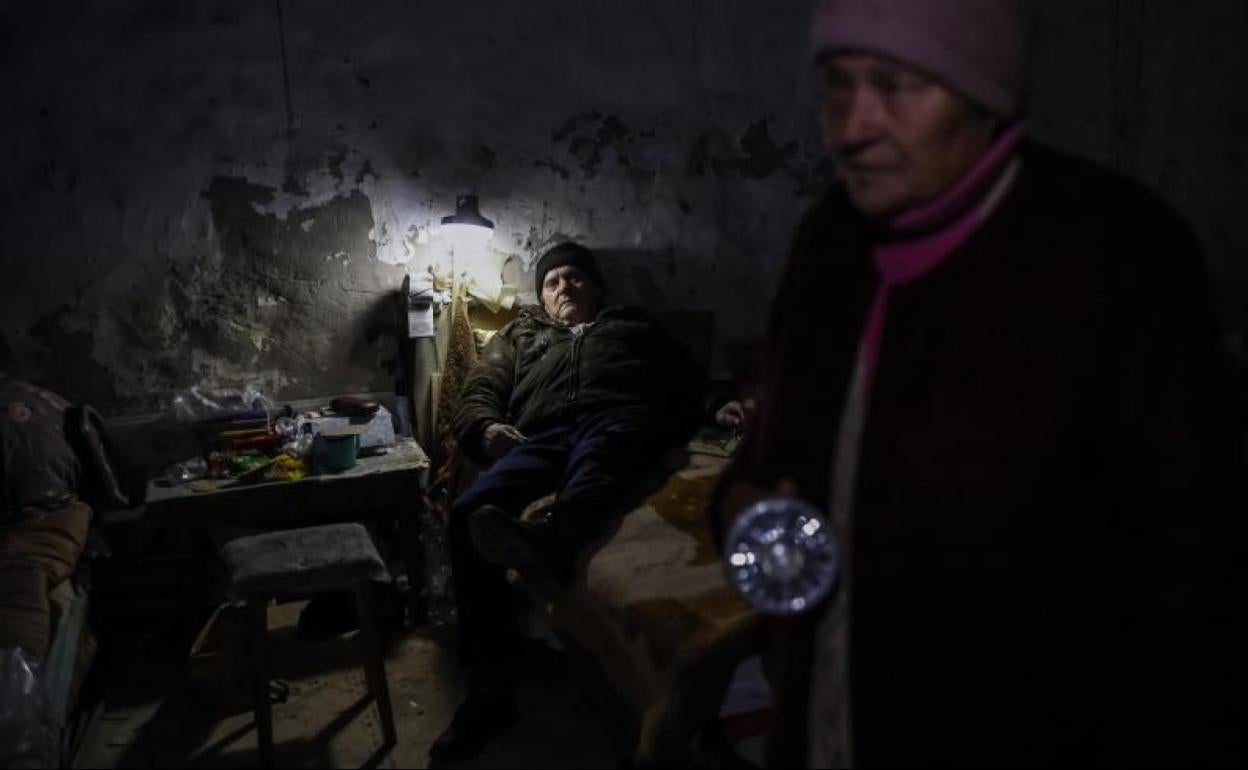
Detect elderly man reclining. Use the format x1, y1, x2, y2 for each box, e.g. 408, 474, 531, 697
430, 241, 749, 763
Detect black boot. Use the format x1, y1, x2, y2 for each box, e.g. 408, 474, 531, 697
427, 685, 519, 765
468, 505, 564, 583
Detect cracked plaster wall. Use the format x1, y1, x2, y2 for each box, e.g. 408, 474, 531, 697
1, 0, 1245, 415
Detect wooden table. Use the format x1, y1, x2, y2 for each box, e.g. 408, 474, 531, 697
145, 439, 431, 626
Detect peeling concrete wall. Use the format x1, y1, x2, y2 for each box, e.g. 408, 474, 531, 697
1, 1, 1245, 415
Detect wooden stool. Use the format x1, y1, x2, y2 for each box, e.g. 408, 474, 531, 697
219, 522, 397, 767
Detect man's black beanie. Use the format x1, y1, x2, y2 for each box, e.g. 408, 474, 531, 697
534, 242, 604, 298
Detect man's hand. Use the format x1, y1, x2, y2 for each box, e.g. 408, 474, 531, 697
715, 399, 757, 430
483, 423, 526, 459
718, 477, 800, 544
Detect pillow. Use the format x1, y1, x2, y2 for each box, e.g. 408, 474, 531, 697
0, 375, 82, 515
0, 500, 94, 586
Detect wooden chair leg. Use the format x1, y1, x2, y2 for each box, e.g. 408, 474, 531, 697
247, 596, 275, 768
355, 582, 398, 747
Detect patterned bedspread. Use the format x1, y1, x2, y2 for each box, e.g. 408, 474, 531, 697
553, 451, 759, 728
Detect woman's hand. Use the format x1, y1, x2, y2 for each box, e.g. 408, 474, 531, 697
718, 477, 800, 538
715, 398, 757, 430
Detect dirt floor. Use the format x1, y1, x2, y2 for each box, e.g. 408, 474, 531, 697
72, 600, 620, 769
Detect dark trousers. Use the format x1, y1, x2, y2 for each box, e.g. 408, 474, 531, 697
448, 407, 666, 678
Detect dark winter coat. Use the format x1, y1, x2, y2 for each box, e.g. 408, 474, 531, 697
715, 142, 1248, 767
453, 305, 704, 463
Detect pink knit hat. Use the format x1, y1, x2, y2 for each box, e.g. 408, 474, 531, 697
810, 0, 1024, 118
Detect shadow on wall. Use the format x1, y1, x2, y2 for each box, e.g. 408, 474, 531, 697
580, 247, 771, 381
591, 248, 687, 311
346, 292, 404, 386
143, 175, 407, 409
